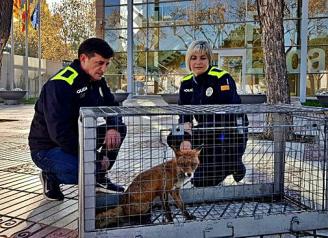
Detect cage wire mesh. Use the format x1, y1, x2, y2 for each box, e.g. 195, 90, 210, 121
79, 104, 328, 238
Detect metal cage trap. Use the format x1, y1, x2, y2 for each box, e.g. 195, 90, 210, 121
78, 104, 328, 237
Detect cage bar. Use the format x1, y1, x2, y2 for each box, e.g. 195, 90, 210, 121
79, 104, 328, 237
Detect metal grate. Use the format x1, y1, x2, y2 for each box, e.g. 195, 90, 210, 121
79, 104, 328, 238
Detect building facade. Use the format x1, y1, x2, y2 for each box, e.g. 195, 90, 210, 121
96, 0, 327, 98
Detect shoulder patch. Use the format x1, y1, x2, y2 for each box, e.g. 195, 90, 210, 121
208, 66, 229, 79
181, 74, 193, 82
51, 66, 78, 86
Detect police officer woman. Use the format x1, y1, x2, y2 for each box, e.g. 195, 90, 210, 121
168, 40, 248, 187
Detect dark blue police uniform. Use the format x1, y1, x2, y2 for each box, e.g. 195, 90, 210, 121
28, 59, 126, 187
168, 66, 248, 187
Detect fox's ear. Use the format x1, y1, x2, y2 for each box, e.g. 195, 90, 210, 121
193, 149, 201, 157
194, 144, 204, 152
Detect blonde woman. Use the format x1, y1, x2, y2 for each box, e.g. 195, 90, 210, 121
168, 40, 248, 187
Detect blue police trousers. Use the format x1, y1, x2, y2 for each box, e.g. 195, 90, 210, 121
31, 147, 120, 186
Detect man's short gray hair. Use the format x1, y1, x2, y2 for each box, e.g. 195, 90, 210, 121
185, 40, 212, 72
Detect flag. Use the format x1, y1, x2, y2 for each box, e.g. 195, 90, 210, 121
13, 0, 21, 19
22, 10, 27, 32
21, 0, 26, 8
31, 3, 40, 29
21, 2, 30, 32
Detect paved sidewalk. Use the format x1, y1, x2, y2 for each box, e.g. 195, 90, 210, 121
0, 96, 167, 237
0, 103, 78, 237
1, 98, 327, 237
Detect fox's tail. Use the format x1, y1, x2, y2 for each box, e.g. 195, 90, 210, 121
96, 206, 124, 229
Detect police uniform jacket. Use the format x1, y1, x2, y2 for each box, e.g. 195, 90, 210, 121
178, 66, 241, 126
28, 59, 125, 156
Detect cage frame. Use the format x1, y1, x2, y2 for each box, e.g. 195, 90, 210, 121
78, 104, 328, 238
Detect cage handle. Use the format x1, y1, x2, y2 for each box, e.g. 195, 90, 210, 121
202, 223, 234, 238
290, 216, 300, 233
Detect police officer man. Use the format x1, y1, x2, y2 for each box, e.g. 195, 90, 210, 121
29, 38, 126, 201
168, 40, 248, 187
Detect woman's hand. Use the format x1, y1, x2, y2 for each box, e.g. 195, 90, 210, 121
184, 122, 192, 135
180, 140, 192, 151
104, 129, 121, 150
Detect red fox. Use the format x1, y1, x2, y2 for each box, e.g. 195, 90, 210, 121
96, 149, 200, 228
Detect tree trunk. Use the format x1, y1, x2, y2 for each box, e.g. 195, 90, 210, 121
257, 0, 290, 104
257, 0, 292, 140
0, 0, 13, 81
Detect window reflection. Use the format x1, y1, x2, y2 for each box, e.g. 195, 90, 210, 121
104, 29, 127, 52
309, 0, 328, 18
104, 6, 127, 28
102, 0, 328, 96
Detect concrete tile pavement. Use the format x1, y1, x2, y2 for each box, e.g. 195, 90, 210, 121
0, 96, 168, 237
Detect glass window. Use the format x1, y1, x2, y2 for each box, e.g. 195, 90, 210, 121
246, 47, 264, 74
307, 46, 327, 73
133, 4, 148, 27
286, 46, 301, 74
219, 23, 246, 48
245, 74, 266, 94
134, 52, 148, 71
104, 0, 126, 6
134, 50, 186, 73
247, 0, 299, 20
308, 18, 328, 42
145, 0, 246, 27
284, 0, 299, 19
104, 74, 127, 92
196, 0, 246, 23
284, 20, 299, 47
286, 46, 327, 74
147, 1, 193, 27
134, 0, 180, 3
158, 73, 183, 93
133, 28, 148, 51
245, 21, 261, 47
246, 0, 258, 21
134, 26, 194, 51
288, 74, 299, 96
133, 50, 187, 94
105, 53, 127, 92
107, 52, 127, 75
307, 73, 326, 96
158, 26, 194, 51
311, 72, 328, 93
104, 6, 127, 29
104, 29, 127, 52
309, 0, 328, 18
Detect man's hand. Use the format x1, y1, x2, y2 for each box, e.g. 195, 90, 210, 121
180, 140, 192, 151
104, 129, 121, 150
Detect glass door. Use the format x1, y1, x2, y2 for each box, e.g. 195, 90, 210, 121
215, 49, 247, 94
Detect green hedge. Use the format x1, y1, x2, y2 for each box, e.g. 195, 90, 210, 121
302, 100, 328, 107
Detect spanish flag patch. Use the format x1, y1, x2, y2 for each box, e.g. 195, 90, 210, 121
220, 85, 230, 91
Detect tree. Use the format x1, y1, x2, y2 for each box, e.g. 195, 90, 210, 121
13, 1, 74, 61
257, 0, 290, 104
0, 0, 13, 81
256, 0, 294, 141
53, 0, 96, 55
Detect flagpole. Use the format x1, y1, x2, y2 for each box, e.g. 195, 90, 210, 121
38, 0, 41, 95
10, 11, 15, 90
24, 0, 29, 98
